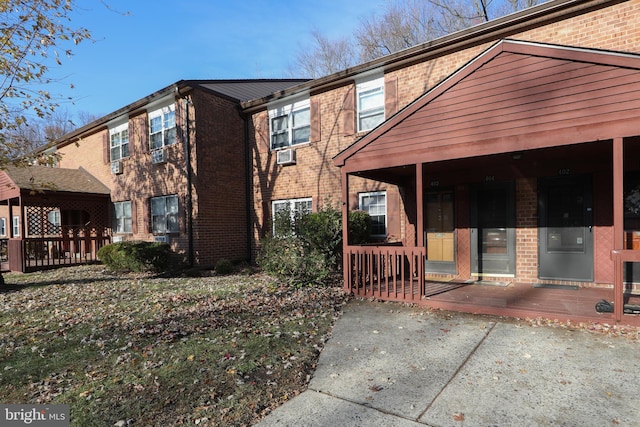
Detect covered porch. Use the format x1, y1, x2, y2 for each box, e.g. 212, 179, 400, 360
334, 40, 640, 325
0, 165, 112, 273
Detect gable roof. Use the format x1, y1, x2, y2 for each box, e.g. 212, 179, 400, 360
0, 165, 110, 198
333, 39, 640, 172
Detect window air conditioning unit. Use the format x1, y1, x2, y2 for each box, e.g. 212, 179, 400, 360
112, 235, 124, 243
111, 160, 123, 175
276, 148, 296, 165
154, 235, 168, 243
151, 148, 166, 164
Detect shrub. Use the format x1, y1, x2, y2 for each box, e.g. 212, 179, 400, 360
214, 258, 234, 275
348, 210, 372, 244
258, 204, 372, 286
98, 241, 172, 273
296, 206, 342, 270
257, 236, 329, 286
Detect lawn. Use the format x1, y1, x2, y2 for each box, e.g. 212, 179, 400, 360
0, 265, 349, 426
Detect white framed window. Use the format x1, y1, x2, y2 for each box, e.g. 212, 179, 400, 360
359, 191, 387, 236
114, 201, 132, 234
0, 218, 6, 236
357, 76, 385, 132
48, 210, 61, 235
149, 104, 176, 150
109, 122, 130, 162
269, 99, 310, 150
12, 216, 19, 237
272, 197, 312, 236
151, 195, 179, 234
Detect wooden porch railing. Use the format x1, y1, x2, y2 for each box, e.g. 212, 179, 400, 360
611, 249, 640, 323
345, 245, 425, 302
7, 232, 111, 273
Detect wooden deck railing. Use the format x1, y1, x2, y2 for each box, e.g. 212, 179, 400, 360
345, 245, 425, 302
8, 232, 111, 273
611, 249, 640, 322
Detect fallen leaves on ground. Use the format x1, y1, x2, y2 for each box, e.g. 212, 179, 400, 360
0, 265, 349, 426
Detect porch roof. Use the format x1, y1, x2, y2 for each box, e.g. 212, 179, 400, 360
333, 39, 640, 173
0, 165, 110, 200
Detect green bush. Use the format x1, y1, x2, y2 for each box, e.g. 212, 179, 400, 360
214, 258, 234, 275
257, 236, 329, 286
97, 241, 172, 273
348, 210, 372, 244
296, 206, 342, 270
258, 204, 372, 286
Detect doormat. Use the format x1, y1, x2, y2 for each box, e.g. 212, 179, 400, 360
533, 283, 579, 290
465, 280, 510, 287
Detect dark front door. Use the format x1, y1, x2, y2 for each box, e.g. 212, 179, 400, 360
471, 181, 516, 275
538, 175, 593, 281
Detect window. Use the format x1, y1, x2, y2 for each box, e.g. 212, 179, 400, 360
149, 104, 176, 150
114, 201, 132, 234
151, 195, 179, 234
357, 76, 385, 132
48, 210, 61, 235
12, 216, 19, 237
109, 122, 129, 162
0, 218, 5, 236
359, 191, 387, 236
269, 99, 310, 150
272, 197, 312, 236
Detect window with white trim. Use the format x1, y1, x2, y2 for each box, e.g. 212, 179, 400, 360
272, 197, 312, 236
12, 216, 19, 237
0, 218, 6, 236
114, 201, 132, 234
109, 122, 130, 162
359, 191, 387, 236
151, 195, 179, 234
269, 99, 310, 150
357, 76, 385, 132
48, 210, 60, 235
149, 104, 176, 150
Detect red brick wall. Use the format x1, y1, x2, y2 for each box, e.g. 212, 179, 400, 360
249, 0, 640, 279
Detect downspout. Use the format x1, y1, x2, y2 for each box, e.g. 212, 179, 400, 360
242, 108, 253, 263
183, 97, 194, 267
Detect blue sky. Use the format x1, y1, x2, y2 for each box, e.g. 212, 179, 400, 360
47, 0, 384, 121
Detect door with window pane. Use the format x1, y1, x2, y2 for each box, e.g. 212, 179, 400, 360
470, 182, 516, 275
425, 190, 456, 274
538, 175, 593, 281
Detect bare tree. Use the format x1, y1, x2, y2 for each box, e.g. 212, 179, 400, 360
289, 29, 358, 78
356, 0, 440, 62
290, 0, 544, 75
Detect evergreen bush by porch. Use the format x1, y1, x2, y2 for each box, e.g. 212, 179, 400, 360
97, 241, 172, 273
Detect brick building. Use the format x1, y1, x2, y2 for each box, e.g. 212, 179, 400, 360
20, 0, 640, 322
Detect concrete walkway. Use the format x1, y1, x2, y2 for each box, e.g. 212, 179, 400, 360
255, 300, 640, 426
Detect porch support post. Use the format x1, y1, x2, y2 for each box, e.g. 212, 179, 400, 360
613, 137, 624, 322
613, 137, 624, 251
416, 163, 424, 247
341, 170, 350, 292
